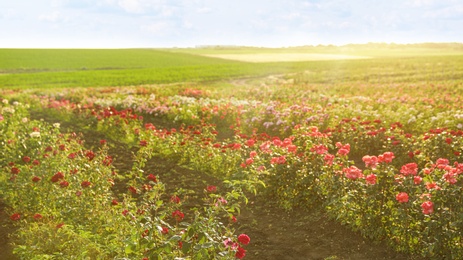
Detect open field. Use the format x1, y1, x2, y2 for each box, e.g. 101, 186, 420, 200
0, 43, 463, 89
170, 43, 463, 57
2, 44, 463, 259
200, 53, 371, 62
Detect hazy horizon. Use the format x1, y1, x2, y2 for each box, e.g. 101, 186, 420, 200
1, 0, 463, 48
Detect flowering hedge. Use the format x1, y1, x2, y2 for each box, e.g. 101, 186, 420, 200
0, 99, 250, 259
3, 78, 463, 259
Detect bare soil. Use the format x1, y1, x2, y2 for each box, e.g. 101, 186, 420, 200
0, 201, 17, 260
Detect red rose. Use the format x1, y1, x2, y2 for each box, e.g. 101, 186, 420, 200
33, 213, 43, 220
443, 172, 457, 184
51, 172, 64, 182
235, 247, 246, 259
10, 213, 20, 221
396, 192, 409, 203
249, 151, 257, 158
161, 227, 169, 234
400, 163, 418, 176
365, 174, 377, 185
287, 144, 297, 153
81, 180, 91, 188
32, 176, 41, 182
362, 155, 379, 168
85, 150, 95, 161
170, 195, 181, 204
343, 166, 363, 180
147, 174, 157, 183
383, 152, 395, 163
245, 158, 254, 165
22, 156, 31, 163
337, 143, 350, 156
60, 181, 69, 188
141, 229, 149, 237
207, 185, 217, 193
237, 234, 250, 245
245, 139, 255, 147
172, 210, 184, 221
11, 167, 20, 175
426, 182, 441, 190
103, 156, 113, 166
421, 201, 434, 214
128, 186, 137, 194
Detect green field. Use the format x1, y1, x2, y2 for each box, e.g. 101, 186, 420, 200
1, 43, 463, 89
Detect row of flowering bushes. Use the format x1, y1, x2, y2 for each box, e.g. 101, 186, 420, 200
0, 99, 251, 259
5, 82, 463, 259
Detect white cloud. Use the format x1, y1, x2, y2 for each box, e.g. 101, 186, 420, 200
196, 7, 212, 13
182, 20, 193, 29
0, 9, 17, 19
423, 4, 463, 19
38, 11, 66, 22
103, 0, 177, 14
141, 21, 171, 34
407, 0, 437, 7
282, 12, 301, 20
117, 0, 143, 13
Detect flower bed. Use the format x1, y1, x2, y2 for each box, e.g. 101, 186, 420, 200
2, 78, 463, 258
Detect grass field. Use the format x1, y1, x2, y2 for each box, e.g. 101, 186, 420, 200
200, 53, 371, 62
1, 43, 463, 89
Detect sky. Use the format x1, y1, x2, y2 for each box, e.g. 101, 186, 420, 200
1, 0, 462, 48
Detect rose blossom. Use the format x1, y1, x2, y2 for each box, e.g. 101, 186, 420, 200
10, 213, 20, 221
172, 210, 184, 221
381, 152, 395, 163
365, 174, 377, 185
421, 201, 434, 214
223, 238, 238, 250
237, 234, 250, 245
207, 185, 217, 192
235, 247, 246, 259
400, 163, 418, 176
396, 192, 409, 203
343, 166, 363, 180
362, 155, 379, 168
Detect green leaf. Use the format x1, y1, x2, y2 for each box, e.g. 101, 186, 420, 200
124, 243, 137, 254
169, 235, 182, 242
202, 242, 214, 249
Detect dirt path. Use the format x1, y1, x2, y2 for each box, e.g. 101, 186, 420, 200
238, 197, 417, 260
0, 201, 18, 260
